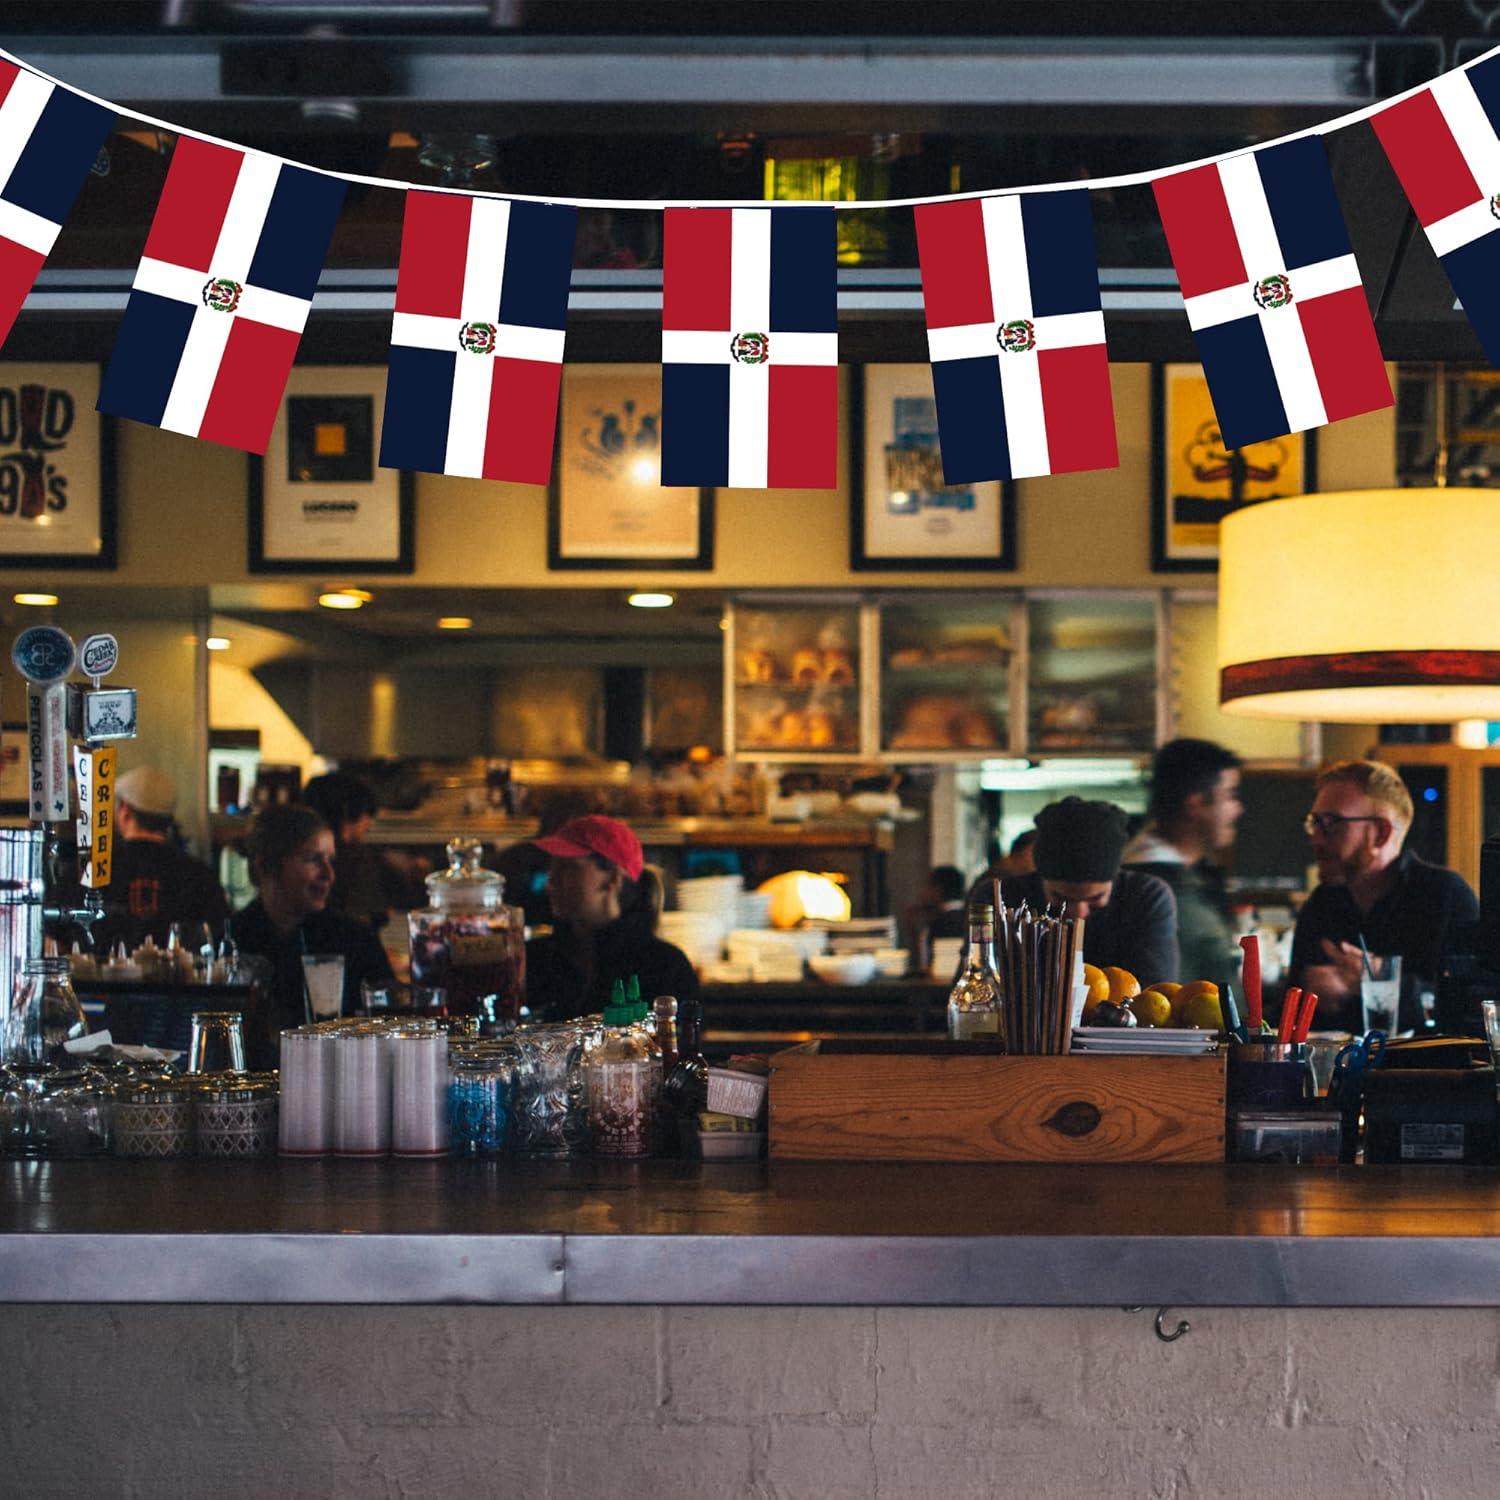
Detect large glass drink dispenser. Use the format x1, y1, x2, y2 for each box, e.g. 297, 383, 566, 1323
408, 838, 526, 1026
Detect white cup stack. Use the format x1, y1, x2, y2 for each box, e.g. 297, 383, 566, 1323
391, 1031, 450, 1157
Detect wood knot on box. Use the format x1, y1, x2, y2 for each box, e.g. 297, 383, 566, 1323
1043, 1100, 1101, 1138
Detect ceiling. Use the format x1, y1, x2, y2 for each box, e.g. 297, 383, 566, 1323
1, 1, 1493, 363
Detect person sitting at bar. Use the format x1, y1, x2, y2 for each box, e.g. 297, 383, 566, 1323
94, 765, 229, 953
1123, 738, 1243, 992
980, 796, 1179, 984
1288, 759, 1477, 1032
300, 769, 415, 935
492, 789, 596, 930
524, 814, 700, 1022
231, 803, 393, 1033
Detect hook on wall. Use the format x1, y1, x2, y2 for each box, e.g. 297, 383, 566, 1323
1153, 1307, 1191, 1343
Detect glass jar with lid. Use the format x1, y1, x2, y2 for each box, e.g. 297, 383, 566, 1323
2, 956, 87, 1068
408, 838, 526, 1027
195, 1073, 278, 1158
112, 1072, 196, 1158
447, 1040, 517, 1157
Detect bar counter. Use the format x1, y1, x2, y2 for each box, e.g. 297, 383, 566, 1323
6, 1158, 1500, 1307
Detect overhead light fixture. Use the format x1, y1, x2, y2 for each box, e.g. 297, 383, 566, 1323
627, 591, 675, 609
437, 616, 473, 630
1220, 488, 1500, 721
205, 636, 231, 652
1221, 370, 1500, 723
13, 592, 58, 606
318, 590, 369, 610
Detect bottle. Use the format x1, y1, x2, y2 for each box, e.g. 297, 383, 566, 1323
585, 982, 657, 1158
2, 956, 87, 1067
653, 995, 679, 1075
663, 995, 709, 1156
947, 904, 1005, 1045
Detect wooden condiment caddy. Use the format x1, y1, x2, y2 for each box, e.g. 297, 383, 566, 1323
769, 1041, 1227, 1164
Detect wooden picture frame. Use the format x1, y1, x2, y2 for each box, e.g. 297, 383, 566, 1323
1151, 362, 1317, 573
249, 365, 414, 574
0, 362, 116, 570
850, 363, 1016, 571
548, 363, 714, 570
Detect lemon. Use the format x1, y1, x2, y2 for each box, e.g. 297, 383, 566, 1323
1103, 966, 1140, 1004
1130, 988, 1173, 1028
1182, 991, 1224, 1031
1171, 979, 1218, 1026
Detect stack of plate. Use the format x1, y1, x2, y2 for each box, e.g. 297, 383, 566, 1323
736, 889, 774, 929
1069, 1027, 1219, 1055
658, 910, 729, 970
808, 916, 900, 954
930, 937, 965, 979
726, 927, 828, 982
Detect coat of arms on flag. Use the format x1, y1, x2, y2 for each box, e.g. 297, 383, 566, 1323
1153, 136, 1392, 451
379, 191, 577, 486
914, 189, 1117, 483
0, 62, 114, 353
97, 136, 346, 454
1370, 53, 1500, 366
660, 206, 837, 489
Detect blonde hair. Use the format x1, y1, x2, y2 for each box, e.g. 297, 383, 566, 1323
1316, 759, 1413, 830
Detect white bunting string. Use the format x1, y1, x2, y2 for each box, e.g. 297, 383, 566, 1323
4, 38, 1500, 208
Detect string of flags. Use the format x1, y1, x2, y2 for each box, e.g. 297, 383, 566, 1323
3, 41, 1500, 492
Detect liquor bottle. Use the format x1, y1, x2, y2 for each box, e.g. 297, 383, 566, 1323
947, 904, 1005, 1045
663, 995, 709, 1157
653, 994, 679, 1075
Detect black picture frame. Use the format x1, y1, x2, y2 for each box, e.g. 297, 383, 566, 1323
246, 367, 414, 573
1151, 362, 1318, 573
547, 364, 714, 571
849, 364, 1017, 572
0, 364, 117, 571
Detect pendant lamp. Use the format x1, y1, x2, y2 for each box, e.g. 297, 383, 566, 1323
1218, 371, 1500, 723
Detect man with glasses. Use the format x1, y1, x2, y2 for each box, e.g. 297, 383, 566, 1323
1288, 759, 1477, 1031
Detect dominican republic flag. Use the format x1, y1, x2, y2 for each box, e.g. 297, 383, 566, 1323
914, 190, 1116, 483
98, 137, 345, 454
661, 206, 837, 489
380, 192, 576, 485
0, 62, 114, 350
1153, 137, 1391, 450
1370, 54, 1500, 365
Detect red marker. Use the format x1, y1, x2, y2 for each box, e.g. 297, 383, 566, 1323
1292, 990, 1319, 1045
1239, 934, 1263, 1030
1277, 987, 1302, 1048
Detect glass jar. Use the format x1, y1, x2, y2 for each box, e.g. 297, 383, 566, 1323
3, 956, 87, 1068
447, 1041, 517, 1157
112, 1073, 196, 1158
195, 1073, 278, 1158
408, 838, 526, 1026
0, 1063, 111, 1157
510, 1021, 596, 1157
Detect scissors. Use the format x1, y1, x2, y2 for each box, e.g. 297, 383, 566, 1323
1329, 1030, 1387, 1101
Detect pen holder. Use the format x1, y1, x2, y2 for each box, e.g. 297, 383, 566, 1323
1229, 1042, 1312, 1110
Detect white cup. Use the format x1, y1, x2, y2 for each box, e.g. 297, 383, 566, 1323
301, 953, 346, 1022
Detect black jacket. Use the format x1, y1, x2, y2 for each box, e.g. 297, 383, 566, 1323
526, 918, 701, 1022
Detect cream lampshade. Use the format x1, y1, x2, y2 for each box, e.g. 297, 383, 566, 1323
1218, 488, 1500, 721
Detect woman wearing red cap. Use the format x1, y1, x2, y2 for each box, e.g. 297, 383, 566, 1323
525, 814, 701, 1022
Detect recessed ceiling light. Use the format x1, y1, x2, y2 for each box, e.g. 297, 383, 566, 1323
627, 591, 675, 609
437, 616, 473, 630
318, 590, 367, 610
205, 636, 231, 651
13, 592, 58, 606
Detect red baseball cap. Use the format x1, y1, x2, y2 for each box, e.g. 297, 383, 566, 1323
533, 815, 645, 882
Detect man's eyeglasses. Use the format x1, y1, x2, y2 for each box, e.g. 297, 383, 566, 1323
1303, 812, 1386, 837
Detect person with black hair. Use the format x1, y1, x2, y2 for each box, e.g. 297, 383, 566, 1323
983, 796, 1179, 983
1122, 739, 1243, 989
231, 803, 393, 1032
523, 814, 700, 1023
300, 770, 400, 933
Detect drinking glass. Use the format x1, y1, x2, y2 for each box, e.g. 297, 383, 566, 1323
360, 980, 445, 1018
1359, 954, 1402, 1034
1481, 999, 1500, 1088
186, 1010, 247, 1074
301, 954, 346, 1022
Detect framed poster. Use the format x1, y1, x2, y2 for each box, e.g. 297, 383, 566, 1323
1152, 362, 1315, 572
548, 363, 714, 570
249, 365, 414, 574
0, 363, 116, 569
851, 364, 1016, 571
